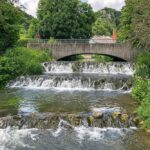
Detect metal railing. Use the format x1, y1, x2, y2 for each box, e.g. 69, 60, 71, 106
28, 38, 117, 44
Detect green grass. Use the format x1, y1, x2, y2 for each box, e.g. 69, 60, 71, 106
0, 47, 52, 88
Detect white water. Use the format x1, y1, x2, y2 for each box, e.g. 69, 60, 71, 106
43, 62, 135, 75
0, 126, 137, 150
8, 76, 131, 92
1, 62, 144, 150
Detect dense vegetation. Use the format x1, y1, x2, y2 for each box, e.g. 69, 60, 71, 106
19, 10, 34, 39
37, 0, 95, 39
93, 8, 121, 36
0, 47, 50, 88
119, 0, 150, 129
118, 0, 150, 51
0, 0, 20, 53
0, 1, 51, 89
132, 52, 150, 129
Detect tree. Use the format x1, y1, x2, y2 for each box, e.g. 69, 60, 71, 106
118, 0, 134, 42
0, 1, 20, 53
37, 0, 95, 39
92, 8, 121, 36
92, 17, 113, 36
119, 0, 150, 51
95, 8, 121, 29
131, 0, 150, 51
28, 19, 39, 38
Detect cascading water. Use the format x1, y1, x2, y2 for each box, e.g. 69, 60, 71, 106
42, 62, 135, 75
0, 61, 150, 150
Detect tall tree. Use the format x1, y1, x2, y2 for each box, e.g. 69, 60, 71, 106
28, 19, 39, 38
93, 8, 121, 36
0, 1, 21, 53
118, 0, 134, 42
37, 0, 95, 39
92, 17, 113, 36
131, 0, 150, 51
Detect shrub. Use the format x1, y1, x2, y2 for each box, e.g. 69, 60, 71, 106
136, 51, 150, 78
17, 38, 30, 47
0, 47, 51, 88
132, 77, 150, 103
138, 92, 150, 129
48, 37, 57, 44
132, 51, 150, 129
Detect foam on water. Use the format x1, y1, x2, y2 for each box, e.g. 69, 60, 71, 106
91, 107, 121, 114
8, 75, 132, 93
0, 127, 38, 150
43, 62, 135, 75
0, 126, 137, 150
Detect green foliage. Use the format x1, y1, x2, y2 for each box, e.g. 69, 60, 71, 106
17, 38, 29, 47
93, 7, 121, 36
92, 17, 113, 36
48, 37, 57, 44
118, 0, 134, 42
28, 19, 39, 38
119, 0, 150, 50
138, 92, 150, 129
38, 0, 95, 39
131, 0, 150, 50
0, 47, 50, 88
92, 55, 113, 62
132, 77, 149, 103
136, 52, 150, 78
0, 1, 21, 53
132, 52, 150, 129
19, 10, 34, 39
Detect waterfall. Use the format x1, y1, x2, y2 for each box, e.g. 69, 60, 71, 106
8, 62, 134, 92
42, 62, 135, 75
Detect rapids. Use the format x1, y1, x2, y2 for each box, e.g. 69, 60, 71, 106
0, 61, 150, 150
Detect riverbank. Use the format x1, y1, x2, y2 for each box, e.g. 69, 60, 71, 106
132, 51, 150, 130
0, 47, 51, 89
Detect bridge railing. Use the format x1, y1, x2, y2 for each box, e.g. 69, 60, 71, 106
28, 38, 117, 44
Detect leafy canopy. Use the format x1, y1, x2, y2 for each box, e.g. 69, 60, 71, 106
37, 0, 95, 39
0, 0, 21, 53
93, 8, 121, 36
118, 0, 150, 51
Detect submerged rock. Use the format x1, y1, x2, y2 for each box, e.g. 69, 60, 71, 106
0, 110, 139, 129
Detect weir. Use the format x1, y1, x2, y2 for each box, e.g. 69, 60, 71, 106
0, 61, 149, 150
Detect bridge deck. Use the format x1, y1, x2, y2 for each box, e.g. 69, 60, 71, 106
27, 42, 137, 62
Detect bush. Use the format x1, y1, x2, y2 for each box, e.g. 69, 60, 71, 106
138, 92, 150, 129
48, 37, 57, 44
136, 51, 150, 78
132, 51, 150, 129
132, 77, 150, 103
0, 47, 51, 88
17, 38, 30, 47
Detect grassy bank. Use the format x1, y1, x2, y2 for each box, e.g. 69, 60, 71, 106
0, 47, 51, 88
132, 52, 150, 129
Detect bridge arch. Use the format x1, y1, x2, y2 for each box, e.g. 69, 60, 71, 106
51, 43, 136, 62
57, 52, 127, 61
27, 42, 137, 62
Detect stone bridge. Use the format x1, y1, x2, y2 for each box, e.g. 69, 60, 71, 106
27, 42, 137, 61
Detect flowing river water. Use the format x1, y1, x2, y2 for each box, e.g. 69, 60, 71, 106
0, 62, 150, 150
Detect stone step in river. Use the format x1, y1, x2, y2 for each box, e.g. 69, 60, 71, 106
0, 62, 150, 150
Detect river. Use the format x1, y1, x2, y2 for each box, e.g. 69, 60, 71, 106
0, 62, 150, 150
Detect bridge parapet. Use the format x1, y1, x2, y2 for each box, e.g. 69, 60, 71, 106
27, 40, 137, 62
